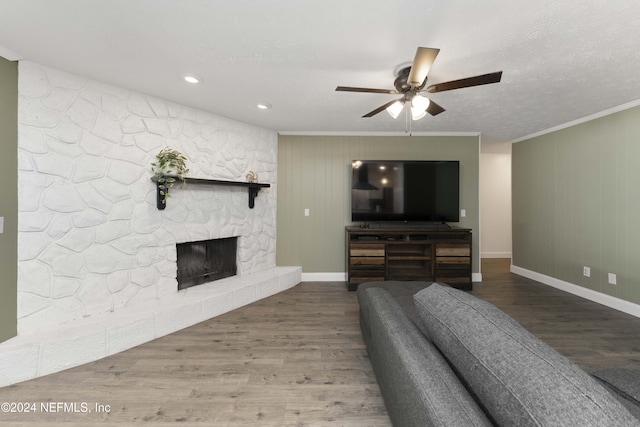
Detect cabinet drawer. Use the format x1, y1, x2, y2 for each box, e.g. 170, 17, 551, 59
351, 245, 385, 257
436, 276, 471, 284
435, 269, 471, 281
350, 276, 385, 285
351, 257, 385, 265
351, 243, 384, 249
436, 245, 470, 256
436, 257, 470, 265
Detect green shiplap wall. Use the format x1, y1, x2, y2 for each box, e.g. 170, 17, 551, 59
0, 57, 18, 342
277, 135, 480, 275
513, 106, 640, 304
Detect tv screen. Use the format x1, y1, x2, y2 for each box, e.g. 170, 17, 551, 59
351, 160, 460, 223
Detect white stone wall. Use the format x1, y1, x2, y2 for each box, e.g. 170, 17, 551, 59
17, 61, 277, 334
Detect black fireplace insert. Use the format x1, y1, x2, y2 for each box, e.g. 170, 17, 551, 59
176, 237, 238, 290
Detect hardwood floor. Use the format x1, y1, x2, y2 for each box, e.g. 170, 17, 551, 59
1, 259, 640, 426
0, 281, 388, 426
473, 259, 640, 372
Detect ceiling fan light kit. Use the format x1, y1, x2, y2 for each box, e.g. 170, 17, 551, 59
412, 95, 430, 110
386, 101, 404, 119
411, 108, 427, 121
384, 93, 431, 121
410, 95, 430, 120
336, 47, 502, 123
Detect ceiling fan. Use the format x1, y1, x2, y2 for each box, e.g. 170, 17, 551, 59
336, 47, 502, 120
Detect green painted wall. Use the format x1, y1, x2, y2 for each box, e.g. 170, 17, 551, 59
0, 57, 18, 342
277, 135, 480, 275
513, 106, 640, 303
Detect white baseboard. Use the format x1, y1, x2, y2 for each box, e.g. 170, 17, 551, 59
301, 272, 347, 282
302, 272, 483, 283
510, 264, 640, 319
481, 252, 512, 259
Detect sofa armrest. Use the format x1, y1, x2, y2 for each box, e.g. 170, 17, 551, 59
358, 286, 491, 427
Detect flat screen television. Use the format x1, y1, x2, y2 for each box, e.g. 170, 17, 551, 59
351, 160, 460, 223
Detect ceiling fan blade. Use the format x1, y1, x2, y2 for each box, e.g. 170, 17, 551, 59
426, 99, 445, 116
426, 71, 503, 93
336, 86, 398, 94
363, 99, 404, 118
407, 47, 440, 88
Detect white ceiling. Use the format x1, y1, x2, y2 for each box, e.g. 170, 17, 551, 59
1, 0, 640, 143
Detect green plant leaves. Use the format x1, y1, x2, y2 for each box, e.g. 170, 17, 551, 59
151, 148, 189, 204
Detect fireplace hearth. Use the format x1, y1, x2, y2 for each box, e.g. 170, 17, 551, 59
176, 237, 238, 290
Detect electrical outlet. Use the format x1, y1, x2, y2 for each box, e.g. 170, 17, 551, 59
583, 266, 591, 277
460, 209, 466, 218
608, 273, 617, 285
304, 208, 310, 217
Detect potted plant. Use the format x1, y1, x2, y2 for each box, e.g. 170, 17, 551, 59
151, 148, 189, 208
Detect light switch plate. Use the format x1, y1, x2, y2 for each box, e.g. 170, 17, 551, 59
0, 216, 4, 234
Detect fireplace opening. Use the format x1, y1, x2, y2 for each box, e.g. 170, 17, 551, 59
176, 237, 238, 290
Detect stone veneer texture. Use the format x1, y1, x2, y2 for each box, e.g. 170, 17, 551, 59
17, 61, 277, 334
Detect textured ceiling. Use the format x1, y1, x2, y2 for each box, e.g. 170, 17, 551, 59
1, 0, 640, 142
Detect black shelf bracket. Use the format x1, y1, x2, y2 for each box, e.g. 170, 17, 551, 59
151, 176, 270, 210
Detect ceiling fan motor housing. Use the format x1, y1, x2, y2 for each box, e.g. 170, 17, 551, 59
394, 67, 415, 93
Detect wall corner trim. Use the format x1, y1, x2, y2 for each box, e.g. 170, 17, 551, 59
510, 264, 640, 319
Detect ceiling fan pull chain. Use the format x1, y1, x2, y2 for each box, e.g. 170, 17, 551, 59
406, 106, 411, 135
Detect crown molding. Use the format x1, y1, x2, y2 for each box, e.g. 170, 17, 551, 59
511, 99, 640, 143
0, 45, 22, 61
277, 131, 480, 137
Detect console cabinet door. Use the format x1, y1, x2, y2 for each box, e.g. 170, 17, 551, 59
435, 243, 471, 286
348, 243, 385, 289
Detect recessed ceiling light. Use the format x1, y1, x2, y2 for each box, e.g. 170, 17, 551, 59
183, 74, 201, 84
256, 103, 272, 110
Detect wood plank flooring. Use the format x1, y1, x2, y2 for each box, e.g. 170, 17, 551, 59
1, 259, 640, 426
0, 280, 388, 426
472, 259, 640, 372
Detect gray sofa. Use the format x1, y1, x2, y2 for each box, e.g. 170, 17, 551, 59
358, 282, 640, 426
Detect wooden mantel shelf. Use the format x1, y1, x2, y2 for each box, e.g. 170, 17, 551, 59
151, 175, 270, 210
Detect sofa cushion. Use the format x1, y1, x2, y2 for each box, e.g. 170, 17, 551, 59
359, 287, 492, 427
414, 283, 640, 427
592, 368, 640, 420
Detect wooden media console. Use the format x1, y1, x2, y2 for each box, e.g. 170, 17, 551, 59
346, 226, 472, 291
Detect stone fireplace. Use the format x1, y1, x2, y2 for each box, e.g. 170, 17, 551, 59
0, 61, 301, 387
177, 237, 238, 290
15, 60, 281, 334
